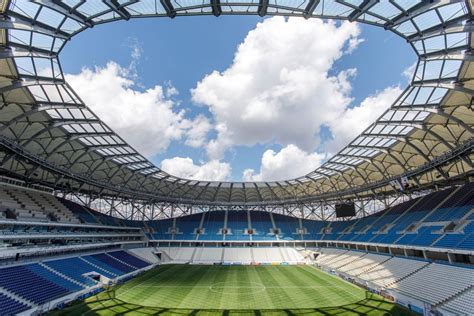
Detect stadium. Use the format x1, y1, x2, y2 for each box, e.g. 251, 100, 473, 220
0, 0, 473, 315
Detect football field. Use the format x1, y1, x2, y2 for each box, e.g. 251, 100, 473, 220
51, 264, 413, 315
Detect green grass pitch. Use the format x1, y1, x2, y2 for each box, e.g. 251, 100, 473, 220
50, 264, 414, 315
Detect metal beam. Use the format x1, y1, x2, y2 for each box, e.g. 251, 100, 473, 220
257, 0, 269, 17
103, 0, 132, 20
347, 0, 379, 22
160, 0, 177, 18
303, 0, 320, 19
210, 0, 222, 16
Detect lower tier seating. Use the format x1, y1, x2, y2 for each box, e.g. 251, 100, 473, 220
314, 248, 474, 314
107, 250, 150, 269
0, 293, 30, 316
89, 253, 135, 274
0, 249, 153, 313
0, 265, 71, 305
390, 263, 473, 306
44, 257, 102, 286
439, 287, 473, 315
159, 247, 306, 264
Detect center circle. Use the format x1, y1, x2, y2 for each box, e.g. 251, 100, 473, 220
209, 281, 266, 295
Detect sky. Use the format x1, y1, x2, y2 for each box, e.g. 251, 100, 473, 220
61, 16, 416, 182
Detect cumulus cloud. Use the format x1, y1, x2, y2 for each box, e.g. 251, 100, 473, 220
326, 86, 402, 153
192, 17, 362, 160
403, 62, 417, 82
161, 157, 231, 181
66, 62, 210, 158
242, 144, 325, 181
183, 114, 212, 148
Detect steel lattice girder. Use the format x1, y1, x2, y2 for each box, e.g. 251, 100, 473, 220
0, 0, 472, 207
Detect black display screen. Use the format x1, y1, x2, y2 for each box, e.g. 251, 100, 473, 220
335, 202, 356, 218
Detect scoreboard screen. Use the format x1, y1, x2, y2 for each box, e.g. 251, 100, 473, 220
335, 202, 356, 218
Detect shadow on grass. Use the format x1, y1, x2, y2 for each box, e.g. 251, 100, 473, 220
49, 290, 415, 316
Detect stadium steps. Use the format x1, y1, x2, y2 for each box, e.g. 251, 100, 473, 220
460, 208, 474, 221
268, 213, 280, 241
452, 232, 473, 249
430, 230, 452, 247
247, 210, 252, 232
38, 262, 86, 288
385, 262, 431, 288
105, 253, 137, 270
360, 205, 397, 235
0, 286, 36, 308
435, 284, 474, 308
223, 210, 228, 230
198, 212, 206, 230
277, 247, 285, 261
158, 250, 172, 262
190, 247, 198, 262
78, 257, 118, 278
221, 248, 225, 262
282, 247, 292, 262
250, 248, 255, 263
171, 218, 177, 240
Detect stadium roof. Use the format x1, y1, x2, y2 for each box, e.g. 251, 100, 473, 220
0, 0, 472, 206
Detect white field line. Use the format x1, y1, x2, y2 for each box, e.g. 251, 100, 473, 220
133, 285, 353, 289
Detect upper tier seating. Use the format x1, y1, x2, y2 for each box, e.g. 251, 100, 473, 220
226, 210, 250, 241
148, 218, 174, 240
174, 213, 202, 240
57, 198, 99, 224
272, 213, 301, 240
199, 211, 225, 240
0, 186, 80, 224
141, 183, 474, 251
1, 183, 472, 251
251, 211, 276, 240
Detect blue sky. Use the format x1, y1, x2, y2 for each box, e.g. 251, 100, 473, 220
62, 16, 415, 181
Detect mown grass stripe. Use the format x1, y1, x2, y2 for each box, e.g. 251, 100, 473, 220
48, 265, 414, 316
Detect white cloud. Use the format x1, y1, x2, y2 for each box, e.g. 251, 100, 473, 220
183, 115, 212, 148
161, 157, 231, 181
192, 17, 362, 160
326, 86, 402, 153
242, 144, 325, 181
403, 62, 417, 82
66, 62, 209, 158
